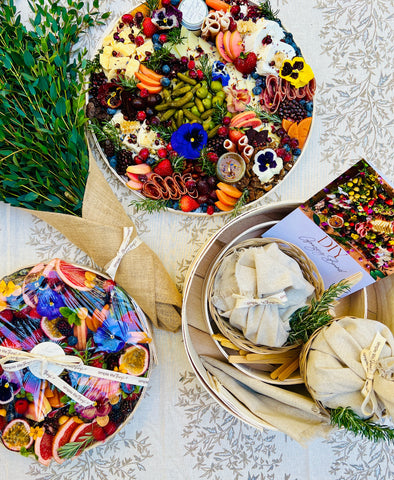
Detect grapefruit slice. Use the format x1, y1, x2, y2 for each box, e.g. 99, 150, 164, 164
52, 417, 79, 464
55, 259, 93, 291
34, 429, 54, 466
230, 30, 243, 59
119, 345, 149, 376
67, 422, 94, 457
216, 32, 233, 63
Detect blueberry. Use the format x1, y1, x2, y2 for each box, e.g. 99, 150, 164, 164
300, 99, 306, 105
284, 144, 291, 151
306, 102, 313, 111
251, 72, 260, 79
152, 33, 160, 42
172, 201, 179, 209
171, 0, 180, 4
307, 112, 312, 117
293, 148, 301, 156
162, 64, 171, 74
109, 158, 117, 168
252, 86, 262, 95
146, 156, 156, 166
255, 77, 264, 86
107, 108, 117, 115
160, 77, 171, 87
68, 335, 78, 346
153, 42, 162, 51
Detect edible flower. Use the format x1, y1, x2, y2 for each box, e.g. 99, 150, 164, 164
76, 392, 112, 420
29, 426, 44, 440
0, 376, 19, 404
171, 123, 207, 160
36, 288, 65, 320
94, 315, 131, 353
0, 280, 21, 298
151, 8, 180, 29
212, 61, 230, 87
252, 148, 283, 184
225, 83, 251, 113
279, 57, 314, 88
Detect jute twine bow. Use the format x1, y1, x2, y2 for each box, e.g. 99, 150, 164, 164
232, 291, 288, 309
0, 343, 149, 407
104, 226, 142, 280
360, 332, 387, 417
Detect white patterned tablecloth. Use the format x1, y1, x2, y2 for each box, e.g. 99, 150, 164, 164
1, 0, 393, 479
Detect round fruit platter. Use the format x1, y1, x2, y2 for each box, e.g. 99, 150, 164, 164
0, 259, 153, 465
87, 0, 316, 214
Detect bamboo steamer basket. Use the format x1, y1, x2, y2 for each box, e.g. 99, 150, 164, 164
205, 236, 324, 355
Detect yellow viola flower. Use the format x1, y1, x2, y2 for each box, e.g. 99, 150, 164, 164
279, 57, 314, 88
29, 426, 44, 440
0, 280, 21, 297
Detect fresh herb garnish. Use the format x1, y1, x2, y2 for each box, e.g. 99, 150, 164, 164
130, 198, 172, 213
89, 120, 122, 151
115, 75, 138, 92
198, 147, 217, 176
58, 433, 95, 459
0, 0, 109, 215
330, 407, 394, 442
143, 0, 160, 15
144, 46, 172, 71
258, 0, 279, 21
150, 123, 174, 143
288, 278, 352, 344
212, 103, 228, 126
246, 104, 281, 124
197, 54, 212, 84
85, 53, 101, 74
230, 189, 249, 218
170, 154, 186, 173
166, 27, 186, 46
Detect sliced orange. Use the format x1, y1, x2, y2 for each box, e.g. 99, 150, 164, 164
297, 117, 312, 148
282, 118, 294, 132
287, 122, 299, 140
217, 182, 243, 199
135, 71, 161, 87
216, 189, 238, 206
136, 82, 162, 94
215, 200, 234, 211
139, 64, 163, 81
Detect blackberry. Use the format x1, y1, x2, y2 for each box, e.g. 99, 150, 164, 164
89, 72, 107, 97
57, 319, 73, 337
206, 136, 226, 156
278, 99, 308, 122
100, 139, 116, 158
116, 150, 134, 175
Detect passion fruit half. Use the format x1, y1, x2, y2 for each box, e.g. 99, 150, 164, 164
40, 317, 66, 341
2, 419, 33, 451
119, 345, 149, 376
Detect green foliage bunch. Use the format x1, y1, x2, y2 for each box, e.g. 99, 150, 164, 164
0, 0, 109, 215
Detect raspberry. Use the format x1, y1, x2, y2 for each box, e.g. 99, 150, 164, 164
283, 152, 292, 162
196, 69, 204, 80
157, 148, 167, 158
159, 34, 167, 44
14, 398, 29, 414
207, 205, 215, 215
136, 111, 146, 121
90, 359, 104, 369
276, 148, 286, 158
139, 148, 150, 160
139, 88, 149, 98
207, 152, 218, 163
187, 60, 195, 69
0, 310, 13, 322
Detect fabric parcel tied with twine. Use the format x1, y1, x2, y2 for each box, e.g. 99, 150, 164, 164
305, 316, 394, 419
0, 343, 149, 407
22, 150, 182, 332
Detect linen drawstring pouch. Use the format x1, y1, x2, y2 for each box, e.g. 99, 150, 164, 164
305, 316, 394, 419
212, 242, 315, 347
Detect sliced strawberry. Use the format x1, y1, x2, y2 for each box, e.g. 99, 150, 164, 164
153, 159, 173, 177
179, 195, 200, 212
142, 17, 158, 38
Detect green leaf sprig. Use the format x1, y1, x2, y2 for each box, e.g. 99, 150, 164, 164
246, 104, 281, 124
166, 27, 186, 47
258, 0, 279, 21
58, 432, 95, 459
150, 123, 174, 143
0, 0, 109, 215
197, 54, 212, 85
230, 189, 249, 218
330, 407, 394, 442
59, 306, 81, 326
130, 198, 171, 213
288, 278, 351, 344
198, 146, 216, 177
89, 120, 122, 151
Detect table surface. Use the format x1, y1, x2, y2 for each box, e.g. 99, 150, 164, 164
1, 0, 394, 479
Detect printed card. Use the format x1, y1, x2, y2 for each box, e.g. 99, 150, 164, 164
262, 160, 394, 294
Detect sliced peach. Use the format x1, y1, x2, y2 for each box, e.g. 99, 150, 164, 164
216, 31, 233, 63
229, 30, 243, 59
223, 31, 234, 60
127, 179, 143, 190
136, 82, 162, 93
135, 71, 161, 87
216, 189, 238, 206
230, 111, 256, 127
139, 64, 164, 81
236, 118, 262, 129
127, 164, 151, 175
126, 172, 140, 181
217, 182, 243, 198
215, 200, 235, 211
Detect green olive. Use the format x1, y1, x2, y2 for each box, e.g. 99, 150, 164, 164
212, 95, 224, 106
190, 106, 201, 117
215, 90, 226, 100
206, 92, 213, 100
202, 97, 212, 109
196, 86, 209, 99
210, 80, 223, 92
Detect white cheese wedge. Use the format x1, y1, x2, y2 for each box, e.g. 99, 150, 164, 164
116, 43, 137, 57
100, 53, 111, 70
135, 39, 153, 61
125, 58, 140, 78
108, 56, 130, 70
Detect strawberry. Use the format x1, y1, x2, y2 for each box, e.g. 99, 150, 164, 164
142, 17, 157, 38
92, 423, 107, 441
233, 52, 257, 75
229, 128, 244, 143
179, 195, 200, 212
153, 159, 173, 177
14, 398, 29, 414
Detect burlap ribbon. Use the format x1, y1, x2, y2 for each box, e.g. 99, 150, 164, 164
22, 151, 182, 332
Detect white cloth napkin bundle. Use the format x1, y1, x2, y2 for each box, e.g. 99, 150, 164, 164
306, 316, 394, 419
212, 242, 315, 347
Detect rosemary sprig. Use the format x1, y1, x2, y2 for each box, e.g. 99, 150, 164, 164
58, 433, 96, 459
143, 0, 160, 15
130, 198, 171, 213
198, 147, 217, 176
115, 75, 138, 92
212, 103, 227, 126
258, 0, 279, 21
197, 55, 212, 84
230, 189, 249, 218
246, 105, 281, 124
288, 278, 351, 344
89, 120, 122, 151
170, 154, 186, 173
144, 46, 172, 72
330, 407, 394, 442
150, 124, 174, 143
166, 27, 186, 47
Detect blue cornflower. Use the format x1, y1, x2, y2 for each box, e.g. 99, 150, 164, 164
36, 288, 65, 320
171, 123, 208, 160
94, 315, 130, 353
